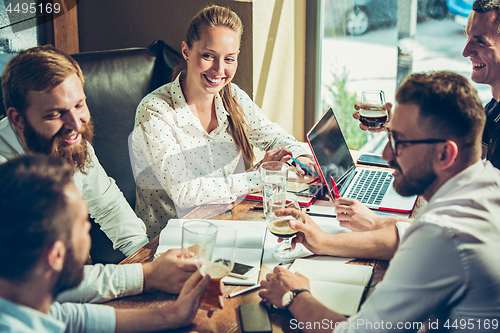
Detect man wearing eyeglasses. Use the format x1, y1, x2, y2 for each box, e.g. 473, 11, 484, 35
344, 0, 500, 232
260, 71, 500, 331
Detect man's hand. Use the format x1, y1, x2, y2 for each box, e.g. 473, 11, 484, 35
142, 249, 198, 294
275, 208, 329, 255
333, 198, 387, 231
333, 198, 405, 231
259, 266, 310, 309
164, 271, 211, 328
353, 102, 392, 132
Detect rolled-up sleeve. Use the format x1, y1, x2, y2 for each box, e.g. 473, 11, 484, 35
50, 302, 116, 333
56, 263, 143, 304
75, 144, 148, 256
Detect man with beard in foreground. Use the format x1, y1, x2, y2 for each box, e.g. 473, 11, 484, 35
0, 46, 197, 303
260, 72, 500, 332
0, 155, 211, 333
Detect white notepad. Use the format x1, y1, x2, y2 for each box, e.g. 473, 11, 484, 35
289, 257, 374, 316
156, 219, 267, 286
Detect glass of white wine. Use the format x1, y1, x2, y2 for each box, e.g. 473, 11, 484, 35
266, 192, 303, 259
359, 90, 388, 129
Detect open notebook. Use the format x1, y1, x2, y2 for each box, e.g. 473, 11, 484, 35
156, 219, 267, 286
289, 258, 374, 316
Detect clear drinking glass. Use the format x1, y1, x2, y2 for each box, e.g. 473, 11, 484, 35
181, 220, 218, 261
260, 161, 289, 216
359, 90, 388, 128
266, 192, 303, 259
197, 226, 237, 311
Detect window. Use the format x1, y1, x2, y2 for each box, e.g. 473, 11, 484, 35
0, 0, 47, 75
320, 0, 484, 153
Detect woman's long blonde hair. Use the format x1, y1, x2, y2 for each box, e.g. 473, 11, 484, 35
171, 5, 255, 163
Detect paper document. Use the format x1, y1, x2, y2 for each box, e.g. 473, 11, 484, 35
289, 258, 373, 316
156, 219, 267, 286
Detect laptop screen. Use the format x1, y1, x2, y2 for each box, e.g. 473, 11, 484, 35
307, 108, 356, 194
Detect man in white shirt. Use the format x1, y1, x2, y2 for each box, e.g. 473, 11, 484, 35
260, 71, 500, 332
0, 155, 211, 333
0, 45, 196, 304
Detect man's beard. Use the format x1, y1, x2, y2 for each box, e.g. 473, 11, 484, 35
23, 118, 94, 174
52, 245, 86, 298
389, 154, 437, 197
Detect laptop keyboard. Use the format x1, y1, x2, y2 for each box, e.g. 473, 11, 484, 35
346, 169, 392, 205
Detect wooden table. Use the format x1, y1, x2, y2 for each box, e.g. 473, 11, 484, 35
104, 195, 426, 333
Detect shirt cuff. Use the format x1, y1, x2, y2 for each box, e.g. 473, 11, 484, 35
122, 237, 149, 257
395, 222, 411, 243
289, 145, 310, 159
121, 263, 144, 296
83, 304, 116, 333
242, 170, 262, 194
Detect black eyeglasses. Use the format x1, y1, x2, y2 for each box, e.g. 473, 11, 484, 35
386, 128, 447, 156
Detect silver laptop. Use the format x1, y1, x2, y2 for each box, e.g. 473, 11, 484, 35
306, 107, 417, 213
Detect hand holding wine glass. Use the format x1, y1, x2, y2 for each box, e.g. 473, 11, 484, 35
267, 192, 303, 259
353, 90, 391, 132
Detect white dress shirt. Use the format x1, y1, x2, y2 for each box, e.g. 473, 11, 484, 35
131, 76, 309, 238
333, 161, 500, 333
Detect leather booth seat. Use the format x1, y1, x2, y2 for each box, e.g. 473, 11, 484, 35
0, 41, 180, 263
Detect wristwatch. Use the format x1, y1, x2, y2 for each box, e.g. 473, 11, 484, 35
281, 289, 310, 309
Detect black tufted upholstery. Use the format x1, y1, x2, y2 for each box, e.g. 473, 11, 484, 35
74, 41, 180, 263
72, 40, 179, 208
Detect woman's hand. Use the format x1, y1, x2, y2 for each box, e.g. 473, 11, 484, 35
262, 147, 293, 163
293, 155, 318, 178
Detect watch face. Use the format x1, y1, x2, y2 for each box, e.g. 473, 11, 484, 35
281, 290, 294, 308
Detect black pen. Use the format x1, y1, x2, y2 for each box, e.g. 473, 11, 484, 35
278, 260, 295, 266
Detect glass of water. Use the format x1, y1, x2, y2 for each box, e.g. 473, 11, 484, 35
260, 161, 289, 216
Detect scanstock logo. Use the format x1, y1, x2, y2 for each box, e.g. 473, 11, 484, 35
2, 0, 79, 33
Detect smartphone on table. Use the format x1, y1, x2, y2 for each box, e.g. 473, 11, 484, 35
239, 304, 272, 333
357, 154, 389, 167
230, 262, 259, 279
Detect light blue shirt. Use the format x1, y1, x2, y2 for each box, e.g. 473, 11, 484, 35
0, 297, 116, 333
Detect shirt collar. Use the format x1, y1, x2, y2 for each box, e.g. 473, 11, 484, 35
0, 117, 27, 154
169, 75, 193, 128
0, 297, 66, 333
428, 160, 486, 205
169, 74, 230, 128
485, 98, 500, 123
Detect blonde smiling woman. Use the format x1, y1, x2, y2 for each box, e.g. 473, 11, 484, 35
131, 5, 316, 239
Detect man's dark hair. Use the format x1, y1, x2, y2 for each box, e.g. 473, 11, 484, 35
473, 0, 500, 11
0, 155, 75, 281
473, 0, 500, 32
396, 71, 486, 164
